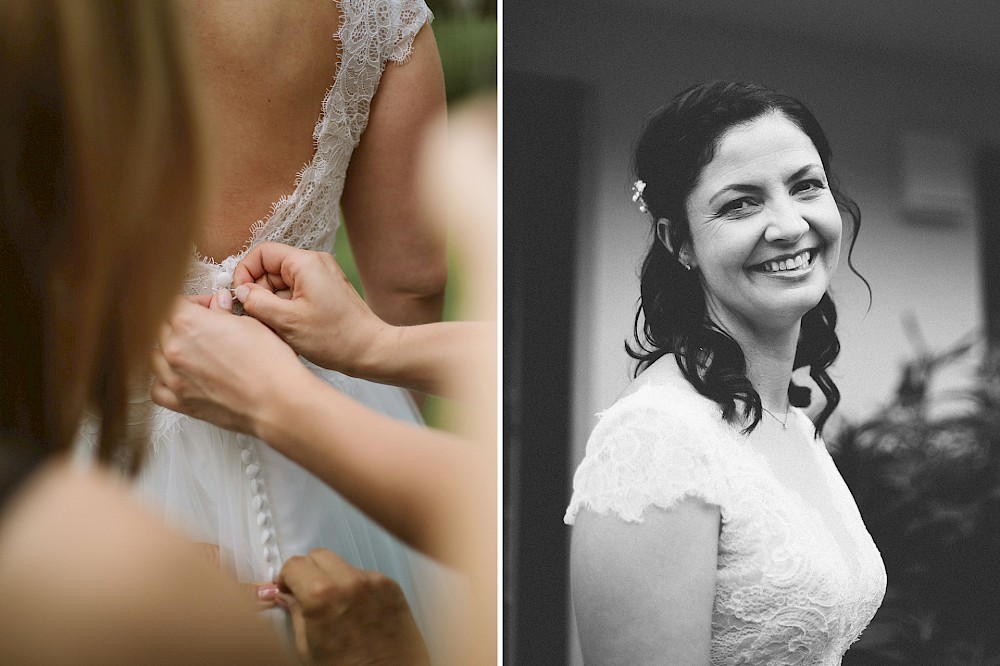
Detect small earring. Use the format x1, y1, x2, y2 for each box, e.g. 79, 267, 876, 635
678, 251, 692, 271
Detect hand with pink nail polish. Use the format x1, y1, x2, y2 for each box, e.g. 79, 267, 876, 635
195, 542, 280, 611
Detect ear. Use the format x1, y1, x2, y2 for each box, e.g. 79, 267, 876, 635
678, 239, 697, 269
655, 218, 674, 254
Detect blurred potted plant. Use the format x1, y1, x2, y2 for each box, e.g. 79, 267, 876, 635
835, 326, 1000, 665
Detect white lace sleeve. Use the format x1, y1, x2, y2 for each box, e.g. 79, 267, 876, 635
384, 0, 433, 63
565, 384, 731, 525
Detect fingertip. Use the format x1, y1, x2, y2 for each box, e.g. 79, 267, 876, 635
211, 289, 233, 312
239, 284, 284, 321
257, 583, 279, 602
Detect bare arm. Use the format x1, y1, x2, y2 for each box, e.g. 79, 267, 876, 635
339, 24, 447, 327
252, 372, 482, 563
570, 502, 720, 665
359, 320, 493, 399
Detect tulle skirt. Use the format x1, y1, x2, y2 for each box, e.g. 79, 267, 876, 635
79, 360, 463, 661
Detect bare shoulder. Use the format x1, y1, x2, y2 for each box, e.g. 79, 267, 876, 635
0, 461, 290, 665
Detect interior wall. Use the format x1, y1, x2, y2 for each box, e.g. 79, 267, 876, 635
507, 3, 1000, 664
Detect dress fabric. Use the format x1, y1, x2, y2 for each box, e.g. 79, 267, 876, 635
565, 379, 887, 666
77, 0, 460, 658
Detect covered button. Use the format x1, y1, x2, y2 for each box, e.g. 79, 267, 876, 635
213, 271, 233, 289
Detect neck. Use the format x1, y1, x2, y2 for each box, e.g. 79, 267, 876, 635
741, 333, 797, 412
706, 306, 800, 412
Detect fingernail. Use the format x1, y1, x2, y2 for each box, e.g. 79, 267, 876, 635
217, 289, 233, 311
235, 285, 249, 303
257, 583, 279, 601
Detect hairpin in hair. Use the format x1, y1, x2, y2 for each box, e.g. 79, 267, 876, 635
631, 179, 648, 213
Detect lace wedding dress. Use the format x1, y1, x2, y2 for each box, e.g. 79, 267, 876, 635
566, 369, 887, 665
79, 0, 460, 658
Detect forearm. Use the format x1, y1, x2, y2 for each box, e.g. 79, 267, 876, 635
357, 285, 445, 408
255, 372, 472, 563
357, 321, 493, 399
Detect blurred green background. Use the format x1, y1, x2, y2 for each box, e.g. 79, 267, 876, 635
334, 0, 496, 426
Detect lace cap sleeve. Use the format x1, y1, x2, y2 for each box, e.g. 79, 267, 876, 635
385, 0, 433, 63
565, 383, 732, 525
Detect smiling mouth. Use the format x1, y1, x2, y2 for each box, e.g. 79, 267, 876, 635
752, 248, 817, 274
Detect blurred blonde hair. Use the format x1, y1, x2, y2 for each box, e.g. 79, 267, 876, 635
0, 1, 204, 472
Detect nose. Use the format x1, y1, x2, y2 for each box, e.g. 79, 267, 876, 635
763, 196, 809, 244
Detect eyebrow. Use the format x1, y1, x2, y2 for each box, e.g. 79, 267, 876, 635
708, 163, 823, 206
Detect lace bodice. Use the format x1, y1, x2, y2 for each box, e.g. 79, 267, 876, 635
186, 0, 431, 295
565, 379, 886, 665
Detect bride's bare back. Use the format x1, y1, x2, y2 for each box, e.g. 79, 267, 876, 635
181, 0, 342, 261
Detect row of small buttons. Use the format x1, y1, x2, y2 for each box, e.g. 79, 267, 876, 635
238, 435, 280, 581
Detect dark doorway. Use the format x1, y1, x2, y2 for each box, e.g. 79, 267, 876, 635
503, 72, 585, 665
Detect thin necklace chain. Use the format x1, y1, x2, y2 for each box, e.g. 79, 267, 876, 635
761, 405, 790, 429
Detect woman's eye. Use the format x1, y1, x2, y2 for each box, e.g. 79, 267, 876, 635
793, 179, 826, 195
719, 197, 756, 216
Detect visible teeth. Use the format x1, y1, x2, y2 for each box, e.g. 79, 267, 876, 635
762, 250, 812, 272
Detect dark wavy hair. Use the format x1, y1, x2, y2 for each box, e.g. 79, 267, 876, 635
627, 81, 870, 436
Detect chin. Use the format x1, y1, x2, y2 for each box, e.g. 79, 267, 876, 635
786, 292, 827, 321
752, 288, 826, 326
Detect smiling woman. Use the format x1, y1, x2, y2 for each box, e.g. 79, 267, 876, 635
565, 81, 884, 665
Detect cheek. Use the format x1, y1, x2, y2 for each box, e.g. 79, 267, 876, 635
698, 249, 751, 295
821, 209, 843, 272
817, 202, 844, 248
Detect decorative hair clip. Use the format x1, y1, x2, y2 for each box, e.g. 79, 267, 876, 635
631, 179, 648, 213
